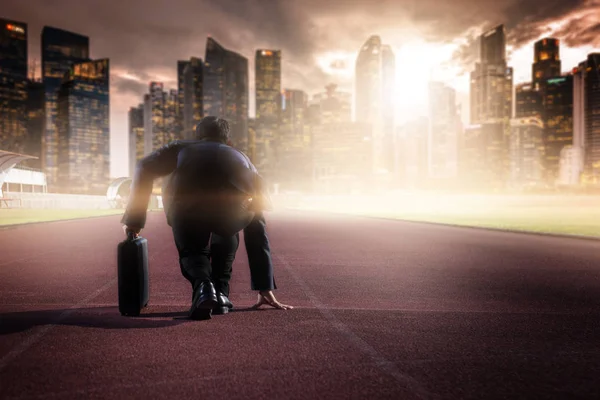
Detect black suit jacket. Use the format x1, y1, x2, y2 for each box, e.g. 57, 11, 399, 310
122, 139, 276, 291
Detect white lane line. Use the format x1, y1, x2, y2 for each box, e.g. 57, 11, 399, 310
0, 277, 117, 372
275, 254, 434, 400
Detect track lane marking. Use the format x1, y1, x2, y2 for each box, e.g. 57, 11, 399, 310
275, 254, 434, 400
0, 278, 117, 372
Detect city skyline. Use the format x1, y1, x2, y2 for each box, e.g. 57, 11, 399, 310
2, 0, 600, 178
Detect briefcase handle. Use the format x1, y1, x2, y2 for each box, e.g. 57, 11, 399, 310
126, 231, 140, 241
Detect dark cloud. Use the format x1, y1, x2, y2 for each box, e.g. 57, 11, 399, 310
446, 0, 593, 72
4, 0, 595, 99
504, 0, 588, 48
2, 0, 597, 176
554, 18, 600, 48
111, 76, 148, 99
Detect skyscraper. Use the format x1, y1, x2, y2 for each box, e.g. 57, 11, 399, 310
355, 35, 395, 173
182, 57, 203, 140
311, 122, 373, 194
532, 38, 561, 89
583, 54, 600, 183
480, 25, 505, 65
203, 37, 248, 152
541, 75, 573, 184
24, 80, 45, 169
396, 118, 429, 188
164, 89, 178, 142
460, 122, 505, 189
0, 19, 28, 154
144, 82, 166, 153
42, 26, 90, 188
177, 60, 190, 138
254, 49, 281, 180
355, 36, 383, 125
469, 25, 513, 187
509, 117, 545, 188
428, 82, 459, 179
277, 89, 310, 190
312, 84, 352, 123
381, 45, 396, 172
255, 49, 281, 123
56, 59, 109, 194
128, 104, 144, 177
281, 89, 307, 138
515, 83, 543, 118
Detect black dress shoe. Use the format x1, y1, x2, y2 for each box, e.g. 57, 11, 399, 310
213, 292, 234, 315
189, 280, 218, 320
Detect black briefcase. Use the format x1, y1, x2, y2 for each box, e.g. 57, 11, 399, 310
117, 233, 149, 316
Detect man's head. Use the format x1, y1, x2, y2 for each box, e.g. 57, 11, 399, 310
195, 116, 231, 144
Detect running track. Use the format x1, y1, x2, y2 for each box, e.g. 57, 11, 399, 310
0, 211, 599, 399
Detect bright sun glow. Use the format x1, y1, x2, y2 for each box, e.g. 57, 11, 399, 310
315, 37, 466, 124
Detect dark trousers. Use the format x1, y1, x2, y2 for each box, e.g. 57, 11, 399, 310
172, 212, 276, 296
172, 222, 240, 297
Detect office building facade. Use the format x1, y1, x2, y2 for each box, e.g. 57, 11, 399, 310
24, 80, 45, 168
182, 57, 203, 140
428, 82, 459, 179
203, 37, 248, 152
0, 19, 28, 154
509, 117, 545, 188
128, 104, 144, 177
56, 58, 109, 194
355, 35, 395, 173
532, 38, 561, 90
541, 75, 573, 185
42, 26, 90, 188
583, 54, 600, 183
515, 83, 543, 118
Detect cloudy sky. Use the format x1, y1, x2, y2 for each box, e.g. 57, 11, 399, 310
3, 0, 600, 177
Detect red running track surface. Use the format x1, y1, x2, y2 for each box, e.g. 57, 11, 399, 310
1, 210, 600, 399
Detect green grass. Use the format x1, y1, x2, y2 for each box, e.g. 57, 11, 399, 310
356, 208, 600, 237
361, 208, 600, 236
290, 199, 600, 237
0, 209, 125, 226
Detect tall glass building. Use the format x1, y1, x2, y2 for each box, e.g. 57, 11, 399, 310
469, 25, 513, 188
182, 57, 203, 140
255, 49, 281, 123
515, 83, 543, 119
277, 89, 309, 190
128, 104, 144, 177
541, 75, 573, 184
532, 38, 561, 89
177, 60, 190, 138
203, 37, 248, 152
583, 54, 600, 183
509, 117, 545, 188
428, 82, 459, 179
355, 35, 395, 174
164, 89, 178, 143
312, 84, 352, 123
42, 26, 89, 188
24, 80, 45, 169
144, 82, 166, 152
254, 49, 281, 179
0, 18, 28, 154
56, 58, 109, 195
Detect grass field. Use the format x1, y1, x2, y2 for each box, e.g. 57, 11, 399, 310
352, 208, 600, 237
288, 194, 600, 238
0, 209, 124, 226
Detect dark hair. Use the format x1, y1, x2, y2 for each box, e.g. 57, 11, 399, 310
195, 116, 230, 143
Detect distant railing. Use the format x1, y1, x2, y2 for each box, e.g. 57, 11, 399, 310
13, 165, 43, 173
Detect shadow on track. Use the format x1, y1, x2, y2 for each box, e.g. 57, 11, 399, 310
0, 307, 191, 335
141, 307, 277, 319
